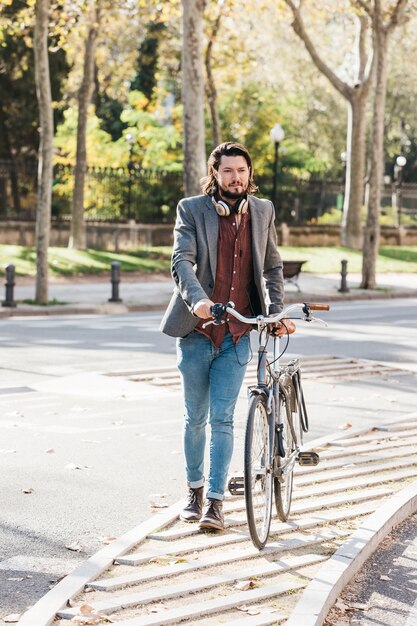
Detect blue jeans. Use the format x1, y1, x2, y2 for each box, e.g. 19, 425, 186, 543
177, 331, 250, 500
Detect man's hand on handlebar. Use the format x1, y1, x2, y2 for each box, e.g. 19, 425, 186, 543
269, 318, 296, 336
193, 298, 215, 319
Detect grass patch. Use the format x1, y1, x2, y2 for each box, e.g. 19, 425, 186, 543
21, 298, 69, 306
0, 244, 416, 277
0, 245, 171, 277
280, 246, 417, 273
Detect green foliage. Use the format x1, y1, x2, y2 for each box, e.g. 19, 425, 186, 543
130, 20, 167, 103
0, 1, 69, 160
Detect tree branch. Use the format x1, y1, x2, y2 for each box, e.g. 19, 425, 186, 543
284, 0, 352, 99
387, 0, 410, 33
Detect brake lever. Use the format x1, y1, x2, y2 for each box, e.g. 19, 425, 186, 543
305, 316, 328, 327
202, 319, 225, 329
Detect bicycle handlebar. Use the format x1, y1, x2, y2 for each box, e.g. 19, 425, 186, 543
202, 301, 330, 329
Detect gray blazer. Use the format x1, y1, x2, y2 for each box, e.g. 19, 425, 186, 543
160, 194, 284, 338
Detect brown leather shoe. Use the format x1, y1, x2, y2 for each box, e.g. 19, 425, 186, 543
199, 498, 224, 531
180, 486, 204, 522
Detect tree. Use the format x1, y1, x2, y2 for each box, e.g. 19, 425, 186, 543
205, 3, 224, 148
69, 0, 101, 250
283, 0, 375, 249
181, 0, 206, 196
357, 0, 410, 288
34, 0, 53, 303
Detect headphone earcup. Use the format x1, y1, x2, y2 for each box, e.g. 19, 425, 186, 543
236, 198, 248, 214
212, 197, 230, 216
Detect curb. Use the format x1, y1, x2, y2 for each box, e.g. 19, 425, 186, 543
17, 499, 186, 626
1, 289, 417, 318
285, 478, 417, 626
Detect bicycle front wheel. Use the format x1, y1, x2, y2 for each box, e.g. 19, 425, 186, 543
274, 394, 296, 522
244, 394, 273, 549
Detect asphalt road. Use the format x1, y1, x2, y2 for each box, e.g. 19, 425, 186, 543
1, 298, 417, 618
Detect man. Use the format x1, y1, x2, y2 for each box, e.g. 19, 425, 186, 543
160, 141, 287, 531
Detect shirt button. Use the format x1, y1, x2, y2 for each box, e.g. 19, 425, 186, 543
231, 287, 235, 290
232, 222, 235, 226
233, 271, 236, 274
234, 254, 237, 257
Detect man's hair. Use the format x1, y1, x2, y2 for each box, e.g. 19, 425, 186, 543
200, 142, 258, 195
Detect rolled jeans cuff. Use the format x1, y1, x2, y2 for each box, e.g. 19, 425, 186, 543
188, 478, 205, 489
207, 490, 224, 501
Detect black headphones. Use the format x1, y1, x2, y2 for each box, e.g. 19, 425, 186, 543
211, 195, 248, 217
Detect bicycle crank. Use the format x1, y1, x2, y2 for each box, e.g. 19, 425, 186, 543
297, 451, 320, 466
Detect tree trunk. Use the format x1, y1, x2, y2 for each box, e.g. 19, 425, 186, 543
34, 0, 53, 304
284, 1, 374, 250
181, 0, 206, 197
341, 91, 368, 248
361, 29, 389, 289
205, 11, 222, 148
69, 0, 100, 249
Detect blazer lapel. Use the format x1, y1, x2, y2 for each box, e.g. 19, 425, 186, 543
203, 197, 219, 279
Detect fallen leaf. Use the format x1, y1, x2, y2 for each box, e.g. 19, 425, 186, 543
149, 501, 169, 509
236, 605, 249, 612
97, 536, 117, 544
234, 580, 257, 591
335, 600, 349, 612
7, 577, 24, 582
22, 487, 34, 494
65, 542, 84, 552
79, 605, 96, 615
338, 423, 352, 430
4, 615, 21, 623
380, 575, 391, 581
45, 448, 55, 454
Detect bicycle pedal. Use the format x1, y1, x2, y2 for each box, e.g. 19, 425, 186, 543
297, 451, 320, 466
228, 475, 244, 496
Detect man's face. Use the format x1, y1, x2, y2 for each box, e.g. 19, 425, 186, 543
214, 155, 250, 201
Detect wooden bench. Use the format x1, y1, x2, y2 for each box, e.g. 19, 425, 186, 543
283, 260, 306, 292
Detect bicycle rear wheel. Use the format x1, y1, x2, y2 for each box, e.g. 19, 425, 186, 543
244, 393, 273, 549
274, 394, 296, 521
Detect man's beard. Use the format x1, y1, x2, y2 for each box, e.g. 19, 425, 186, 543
219, 184, 248, 201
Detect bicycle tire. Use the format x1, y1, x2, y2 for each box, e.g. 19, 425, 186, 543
274, 393, 296, 522
244, 393, 273, 549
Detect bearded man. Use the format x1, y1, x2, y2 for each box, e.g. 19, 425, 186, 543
160, 142, 286, 531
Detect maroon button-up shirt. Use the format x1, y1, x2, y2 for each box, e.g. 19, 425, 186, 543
195, 210, 254, 348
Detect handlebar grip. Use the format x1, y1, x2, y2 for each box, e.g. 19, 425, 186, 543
307, 303, 330, 311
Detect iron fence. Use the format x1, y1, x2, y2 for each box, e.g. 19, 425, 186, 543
1, 159, 417, 226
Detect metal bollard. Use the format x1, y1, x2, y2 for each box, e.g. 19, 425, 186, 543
338, 259, 349, 293
108, 262, 122, 303
2, 264, 17, 307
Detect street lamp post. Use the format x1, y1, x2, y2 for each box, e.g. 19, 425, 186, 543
270, 123, 285, 218
394, 155, 407, 227
126, 133, 135, 221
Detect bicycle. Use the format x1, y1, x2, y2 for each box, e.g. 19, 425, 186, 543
203, 301, 329, 549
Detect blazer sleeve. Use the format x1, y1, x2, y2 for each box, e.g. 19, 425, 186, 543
263, 202, 285, 314
171, 199, 209, 313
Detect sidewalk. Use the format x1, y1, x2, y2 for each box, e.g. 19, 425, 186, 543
1, 271, 417, 317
